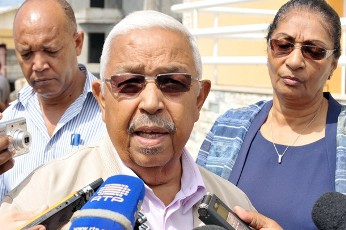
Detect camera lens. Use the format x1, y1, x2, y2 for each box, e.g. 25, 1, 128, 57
12, 129, 31, 150
3, 118, 32, 157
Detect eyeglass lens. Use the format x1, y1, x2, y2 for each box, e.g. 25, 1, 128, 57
269, 39, 333, 60
108, 73, 193, 96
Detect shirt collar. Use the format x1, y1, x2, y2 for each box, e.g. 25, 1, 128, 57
114, 147, 206, 213
179, 148, 206, 213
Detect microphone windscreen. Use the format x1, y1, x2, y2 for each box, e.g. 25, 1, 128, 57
193, 225, 227, 230
69, 175, 145, 230
312, 191, 346, 230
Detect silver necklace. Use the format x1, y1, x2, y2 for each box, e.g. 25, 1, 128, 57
269, 102, 323, 164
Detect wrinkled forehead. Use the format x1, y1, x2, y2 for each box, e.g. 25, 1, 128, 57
107, 27, 192, 54
104, 28, 196, 76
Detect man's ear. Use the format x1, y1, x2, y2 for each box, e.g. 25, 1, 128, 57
92, 80, 106, 121
75, 31, 84, 56
195, 80, 211, 121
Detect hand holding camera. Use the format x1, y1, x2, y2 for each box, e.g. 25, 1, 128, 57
0, 117, 31, 175
0, 137, 14, 175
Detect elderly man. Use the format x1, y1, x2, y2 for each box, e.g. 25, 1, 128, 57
0, 11, 282, 230
0, 0, 106, 200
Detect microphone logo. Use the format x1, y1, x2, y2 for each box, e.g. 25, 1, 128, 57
69, 175, 146, 230
90, 183, 131, 203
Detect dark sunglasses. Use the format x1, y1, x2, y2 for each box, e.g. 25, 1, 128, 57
104, 73, 199, 97
269, 38, 335, 60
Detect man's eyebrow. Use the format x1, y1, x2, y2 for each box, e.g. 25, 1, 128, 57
163, 66, 188, 73
113, 64, 145, 73
112, 65, 189, 74
16, 44, 31, 51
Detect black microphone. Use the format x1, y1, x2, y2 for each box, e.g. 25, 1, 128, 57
312, 191, 346, 230
198, 193, 251, 230
193, 225, 227, 229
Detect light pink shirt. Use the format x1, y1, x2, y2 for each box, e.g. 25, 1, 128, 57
119, 148, 206, 229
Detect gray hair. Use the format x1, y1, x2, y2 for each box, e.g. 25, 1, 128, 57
99, 10, 202, 81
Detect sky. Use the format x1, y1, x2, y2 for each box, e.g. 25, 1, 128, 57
0, 0, 24, 7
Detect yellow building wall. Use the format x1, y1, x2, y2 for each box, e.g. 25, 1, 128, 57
325, 0, 343, 93
196, 0, 284, 89
195, 0, 345, 93
0, 29, 14, 49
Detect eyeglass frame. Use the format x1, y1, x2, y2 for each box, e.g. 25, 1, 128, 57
103, 72, 201, 98
268, 38, 336, 60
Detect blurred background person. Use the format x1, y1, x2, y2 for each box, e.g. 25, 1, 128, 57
0, 62, 11, 112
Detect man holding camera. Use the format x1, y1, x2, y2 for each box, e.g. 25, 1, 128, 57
0, 0, 106, 201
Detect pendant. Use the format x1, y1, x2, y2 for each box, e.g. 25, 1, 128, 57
278, 155, 283, 164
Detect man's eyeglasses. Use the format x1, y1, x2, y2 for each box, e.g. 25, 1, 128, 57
269, 38, 335, 60
104, 73, 199, 98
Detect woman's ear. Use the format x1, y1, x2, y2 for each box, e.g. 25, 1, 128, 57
329, 58, 338, 80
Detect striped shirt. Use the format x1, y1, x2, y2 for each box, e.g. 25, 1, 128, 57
0, 64, 106, 201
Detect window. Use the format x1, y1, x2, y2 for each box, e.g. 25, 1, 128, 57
90, 0, 105, 8
88, 33, 105, 63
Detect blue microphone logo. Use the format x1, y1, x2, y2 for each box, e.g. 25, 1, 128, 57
90, 183, 131, 203
69, 175, 146, 230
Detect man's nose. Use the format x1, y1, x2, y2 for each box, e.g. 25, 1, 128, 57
138, 82, 164, 115
32, 52, 49, 72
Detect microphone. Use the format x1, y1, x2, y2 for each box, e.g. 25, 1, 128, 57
69, 174, 145, 230
193, 225, 227, 229
21, 178, 103, 229
312, 191, 346, 230
198, 193, 251, 230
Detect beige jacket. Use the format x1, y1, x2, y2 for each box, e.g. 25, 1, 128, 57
0, 134, 255, 229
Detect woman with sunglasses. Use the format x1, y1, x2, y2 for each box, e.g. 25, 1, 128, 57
197, 0, 343, 229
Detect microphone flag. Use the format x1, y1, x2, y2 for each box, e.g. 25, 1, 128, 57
69, 175, 145, 230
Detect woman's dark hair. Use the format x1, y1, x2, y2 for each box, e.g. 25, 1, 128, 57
266, 0, 341, 59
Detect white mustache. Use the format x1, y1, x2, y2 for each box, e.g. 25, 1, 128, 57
128, 115, 176, 134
